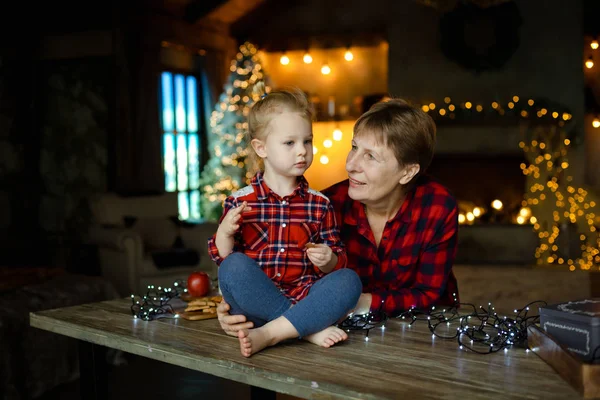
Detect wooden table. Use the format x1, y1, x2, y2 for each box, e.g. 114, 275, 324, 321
29, 298, 580, 400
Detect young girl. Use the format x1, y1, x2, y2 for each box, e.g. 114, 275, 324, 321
207, 82, 362, 357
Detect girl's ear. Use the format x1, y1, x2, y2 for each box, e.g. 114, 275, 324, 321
251, 138, 267, 158
399, 164, 420, 185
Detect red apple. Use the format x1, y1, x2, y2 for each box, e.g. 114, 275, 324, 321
187, 271, 210, 297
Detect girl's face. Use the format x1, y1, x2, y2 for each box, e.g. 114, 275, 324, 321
253, 111, 313, 178
345, 132, 416, 206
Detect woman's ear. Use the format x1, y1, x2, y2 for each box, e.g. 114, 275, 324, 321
251, 138, 267, 158
399, 164, 420, 185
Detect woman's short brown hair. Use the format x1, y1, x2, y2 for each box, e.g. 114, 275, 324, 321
354, 98, 436, 180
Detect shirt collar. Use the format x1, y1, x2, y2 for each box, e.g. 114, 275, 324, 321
344, 184, 415, 226
253, 171, 308, 201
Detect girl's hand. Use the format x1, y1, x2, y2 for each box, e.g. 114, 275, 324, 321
217, 201, 251, 238
305, 243, 333, 268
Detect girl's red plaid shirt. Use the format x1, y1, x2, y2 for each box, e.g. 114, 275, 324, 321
208, 172, 347, 303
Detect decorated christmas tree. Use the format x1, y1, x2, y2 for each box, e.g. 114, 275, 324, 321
199, 42, 268, 221
520, 123, 599, 270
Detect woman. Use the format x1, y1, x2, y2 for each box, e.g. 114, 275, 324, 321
216, 98, 460, 336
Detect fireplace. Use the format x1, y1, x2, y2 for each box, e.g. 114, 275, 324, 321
427, 153, 528, 223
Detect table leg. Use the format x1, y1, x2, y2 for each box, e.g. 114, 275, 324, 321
250, 385, 276, 400
78, 341, 108, 400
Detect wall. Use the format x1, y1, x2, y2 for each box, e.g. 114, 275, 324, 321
386, 0, 586, 183
38, 58, 110, 244
259, 44, 388, 118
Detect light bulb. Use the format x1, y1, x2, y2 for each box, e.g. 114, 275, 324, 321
586, 56, 594, 69
280, 54, 290, 65
333, 129, 343, 141
591, 40, 599, 50
593, 118, 600, 128
321, 64, 331, 75
303, 53, 312, 64
344, 49, 354, 61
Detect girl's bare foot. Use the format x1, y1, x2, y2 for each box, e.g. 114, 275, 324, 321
238, 327, 274, 357
304, 326, 348, 348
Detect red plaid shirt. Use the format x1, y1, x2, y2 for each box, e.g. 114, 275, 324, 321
208, 172, 347, 302
323, 175, 459, 316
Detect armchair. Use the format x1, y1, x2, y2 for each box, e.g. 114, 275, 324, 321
89, 192, 218, 296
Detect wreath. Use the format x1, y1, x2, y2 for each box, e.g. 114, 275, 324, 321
439, 1, 522, 73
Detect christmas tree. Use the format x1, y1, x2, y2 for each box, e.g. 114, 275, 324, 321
520, 123, 599, 270
199, 42, 268, 221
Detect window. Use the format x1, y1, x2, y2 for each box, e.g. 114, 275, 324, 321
160, 71, 202, 221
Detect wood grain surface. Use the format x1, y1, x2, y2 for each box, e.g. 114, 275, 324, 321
528, 324, 599, 399
30, 299, 580, 400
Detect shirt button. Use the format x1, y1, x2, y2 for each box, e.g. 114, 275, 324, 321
282, 201, 287, 205
280, 248, 285, 253
282, 223, 287, 227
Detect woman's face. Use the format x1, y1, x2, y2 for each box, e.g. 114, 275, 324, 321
345, 132, 411, 206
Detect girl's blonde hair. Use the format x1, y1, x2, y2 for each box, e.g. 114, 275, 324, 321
246, 81, 314, 172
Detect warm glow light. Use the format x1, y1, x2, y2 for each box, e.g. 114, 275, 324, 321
519, 207, 531, 218
333, 129, 343, 141
472, 207, 481, 217
323, 139, 333, 148
593, 118, 600, 128
586, 56, 594, 69
592, 40, 599, 50
319, 155, 329, 164
321, 64, 331, 75
517, 216, 526, 224
280, 54, 290, 65
344, 50, 354, 61
458, 214, 466, 224
530, 216, 537, 224
313, 146, 318, 154
491, 200, 503, 210
303, 53, 313, 64
466, 212, 474, 222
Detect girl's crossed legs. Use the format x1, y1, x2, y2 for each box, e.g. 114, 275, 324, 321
218, 252, 362, 357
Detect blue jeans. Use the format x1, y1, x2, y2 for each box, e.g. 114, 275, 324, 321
218, 252, 362, 338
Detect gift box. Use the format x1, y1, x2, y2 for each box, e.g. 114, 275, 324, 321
539, 298, 600, 363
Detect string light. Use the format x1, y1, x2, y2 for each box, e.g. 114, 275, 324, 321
280, 53, 290, 65
338, 310, 388, 338
419, 95, 598, 270
130, 280, 187, 321
303, 52, 313, 64
591, 39, 599, 50
521, 125, 599, 270
397, 301, 545, 354
339, 296, 556, 355
344, 49, 354, 61
586, 56, 594, 69
321, 64, 331, 75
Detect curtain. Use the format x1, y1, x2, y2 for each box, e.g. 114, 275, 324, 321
113, 21, 164, 196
